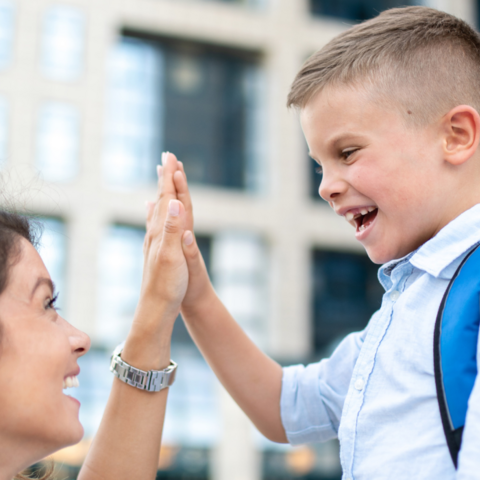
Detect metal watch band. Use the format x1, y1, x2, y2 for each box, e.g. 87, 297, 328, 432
110, 342, 177, 392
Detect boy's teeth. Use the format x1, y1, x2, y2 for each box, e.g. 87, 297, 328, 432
345, 212, 354, 221
63, 376, 80, 389
360, 208, 368, 215
359, 224, 366, 232
367, 206, 376, 213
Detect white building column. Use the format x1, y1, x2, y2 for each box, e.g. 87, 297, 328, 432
211, 231, 269, 480
424, 0, 477, 25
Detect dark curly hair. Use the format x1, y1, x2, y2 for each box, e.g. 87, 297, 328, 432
0, 211, 38, 294
0, 210, 54, 480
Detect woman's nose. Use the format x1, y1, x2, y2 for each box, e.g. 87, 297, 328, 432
70, 326, 91, 357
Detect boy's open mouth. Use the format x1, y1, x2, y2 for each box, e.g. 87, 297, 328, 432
354, 208, 378, 233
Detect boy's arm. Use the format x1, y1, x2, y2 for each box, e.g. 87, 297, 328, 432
174, 161, 288, 443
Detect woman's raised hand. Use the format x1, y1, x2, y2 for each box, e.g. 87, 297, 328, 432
78, 153, 191, 480
123, 152, 190, 366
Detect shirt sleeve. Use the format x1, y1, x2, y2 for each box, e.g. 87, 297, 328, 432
280, 328, 367, 445
456, 330, 480, 479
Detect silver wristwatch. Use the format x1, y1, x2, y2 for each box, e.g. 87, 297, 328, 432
110, 342, 177, 392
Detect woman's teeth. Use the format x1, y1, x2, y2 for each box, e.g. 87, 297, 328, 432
63, 376, 80, 389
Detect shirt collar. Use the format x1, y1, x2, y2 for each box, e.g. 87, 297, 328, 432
408, 203, 480, 279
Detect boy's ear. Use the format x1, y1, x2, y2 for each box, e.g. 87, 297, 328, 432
441, 105, 480, 166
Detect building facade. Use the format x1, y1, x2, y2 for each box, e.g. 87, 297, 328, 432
0, 0, 476, 478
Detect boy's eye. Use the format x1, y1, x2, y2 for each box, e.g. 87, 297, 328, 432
341, 148, 358, 160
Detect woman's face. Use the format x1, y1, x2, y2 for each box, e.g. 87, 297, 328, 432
0, 238, 90, 470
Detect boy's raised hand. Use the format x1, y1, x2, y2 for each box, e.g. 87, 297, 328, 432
168, 155, 215, 314
163, 153, 286, 444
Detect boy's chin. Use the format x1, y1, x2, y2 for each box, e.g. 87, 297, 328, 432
364, 245, 396, 265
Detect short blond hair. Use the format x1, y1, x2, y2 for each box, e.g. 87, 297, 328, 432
288, 6, 480, 125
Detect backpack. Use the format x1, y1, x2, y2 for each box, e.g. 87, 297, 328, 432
434, 242, 480, 468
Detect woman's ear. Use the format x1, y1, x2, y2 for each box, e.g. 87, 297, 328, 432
442, 105, 480, 166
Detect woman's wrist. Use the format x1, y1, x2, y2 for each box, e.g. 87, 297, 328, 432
122, 301, 177, 370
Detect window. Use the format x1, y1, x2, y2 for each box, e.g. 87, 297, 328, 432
97, 224, 145, 347
104, 34, 266, 191
312, 249, 383, 354
92, 226, 219, 465
41, 5, 85, 81
310, 0, 417, 22
36, 217, 67, 312
0, 97, 8, 168
36, 102, 79, 182
0, 1, 14, 70
212, 232, 269, 347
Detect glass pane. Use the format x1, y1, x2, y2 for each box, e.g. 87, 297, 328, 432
263, 442, 342, 479
97, 224, 145, 346
310, 0, 417, 22
0, 0, 14, 70
104, 34, 265, 191
103, 37, 164, 188
312, 249, 384, 354
41, 5, 85, 81
35, 217, 67, 312
0, 96, 8, 168
163, 45, 251, 190
212, 232, 269, 347
36, 102, 79, 182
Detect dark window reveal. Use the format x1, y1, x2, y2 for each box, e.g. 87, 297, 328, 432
310, 0, 417, 22
312, 249, 384, 354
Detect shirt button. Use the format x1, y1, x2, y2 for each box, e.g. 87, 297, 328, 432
354, 378, 364, 391
390, 290, 400, 301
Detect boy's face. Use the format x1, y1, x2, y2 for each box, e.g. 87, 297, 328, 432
301, 85, 448, 264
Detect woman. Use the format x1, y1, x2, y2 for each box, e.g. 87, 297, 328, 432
0, 153, 191, 480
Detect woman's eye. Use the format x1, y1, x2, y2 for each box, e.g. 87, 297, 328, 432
45, 293, 59, 311
315, 166, 323, 175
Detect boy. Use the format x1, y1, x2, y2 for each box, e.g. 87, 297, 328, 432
163, 6, 480, 479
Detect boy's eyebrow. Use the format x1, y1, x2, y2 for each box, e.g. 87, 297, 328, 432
327, 132, 366, 149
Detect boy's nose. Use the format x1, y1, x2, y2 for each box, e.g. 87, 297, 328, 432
319, 170, 348, 201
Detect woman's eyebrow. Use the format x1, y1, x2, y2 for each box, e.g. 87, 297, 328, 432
30, 277, 55, 299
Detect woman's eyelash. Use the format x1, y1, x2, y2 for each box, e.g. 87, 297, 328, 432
47, 292, 59, 310
315, 166, 323, 175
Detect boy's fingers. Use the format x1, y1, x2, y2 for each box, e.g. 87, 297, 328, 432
174, 170, 194, 231
182, 230, 206, 277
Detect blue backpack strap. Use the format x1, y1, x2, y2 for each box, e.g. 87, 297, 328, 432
434, 242, 480, 468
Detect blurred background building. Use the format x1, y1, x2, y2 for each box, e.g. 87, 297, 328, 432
0, 0, 476, 478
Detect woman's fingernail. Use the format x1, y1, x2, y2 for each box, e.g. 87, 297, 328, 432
162, 152, 167, 165
184, 231, 193, 246
168, 199, 180, 216
157, 165, 163, 178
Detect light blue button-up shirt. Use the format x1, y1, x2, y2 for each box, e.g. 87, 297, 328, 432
281, 204, 480, 480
